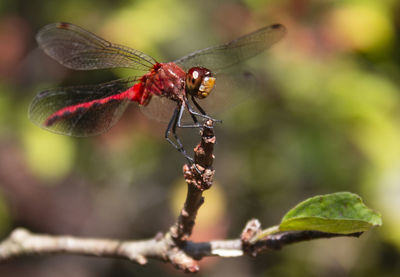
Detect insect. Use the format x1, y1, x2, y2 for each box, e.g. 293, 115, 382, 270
29, 22, 286, 163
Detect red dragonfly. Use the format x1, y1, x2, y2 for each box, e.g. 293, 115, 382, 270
29, 22, 286, 163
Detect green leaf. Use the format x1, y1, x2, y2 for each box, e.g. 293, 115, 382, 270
279, 192, 382, 234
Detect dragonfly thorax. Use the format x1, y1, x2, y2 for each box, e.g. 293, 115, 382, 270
185, 67, 216, 99
140, 62, 186, 103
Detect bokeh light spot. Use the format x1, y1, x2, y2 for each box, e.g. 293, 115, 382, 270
22, 126, 75, 183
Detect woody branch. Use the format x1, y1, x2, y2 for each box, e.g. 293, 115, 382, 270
0, 120, 363, 273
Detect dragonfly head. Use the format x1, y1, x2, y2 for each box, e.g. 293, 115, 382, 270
185, 67, 216, 99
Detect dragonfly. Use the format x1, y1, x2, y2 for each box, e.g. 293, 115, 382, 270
29, 22, 286, 164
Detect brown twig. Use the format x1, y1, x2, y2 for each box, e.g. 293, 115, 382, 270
0, 225, 363, 268
0, 120, 366, 273
169, 120, 216, 242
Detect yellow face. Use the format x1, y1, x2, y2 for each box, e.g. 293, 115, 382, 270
197, 76, 216, 99
185, 67, 216, 99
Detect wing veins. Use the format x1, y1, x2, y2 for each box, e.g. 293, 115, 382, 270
175, 23, 286, 72
37, 23, 157, 71
29, 76, 140, 136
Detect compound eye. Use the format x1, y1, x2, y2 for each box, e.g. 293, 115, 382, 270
186, 68, 203, 93
185, 67, 215, 99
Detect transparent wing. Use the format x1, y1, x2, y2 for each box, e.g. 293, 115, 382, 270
140, 96, 177, 123
175, 24, 286, 72
29, 77, 139, 137
36, 22, 157, 71
196, 71, 256, 117
140, 71, 255, 124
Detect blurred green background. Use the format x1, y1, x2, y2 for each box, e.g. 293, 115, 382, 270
1, 0, 399, 276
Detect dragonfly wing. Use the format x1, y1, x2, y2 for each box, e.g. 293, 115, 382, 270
140, 96, 177, 123
37, 22, 156, 71
29, 77, 139, 137
140, 72, 256, 125
141, 95, 207, 124
140, 70, 257, 124
195, 70, 256, 116
175, 24, 286, 72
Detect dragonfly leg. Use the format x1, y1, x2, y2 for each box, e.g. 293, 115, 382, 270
191, 96, 206, 115
187, 97, 222, 123
168, 102, 209, 173
165, 105, 194, 164
176, 100, 202, 129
